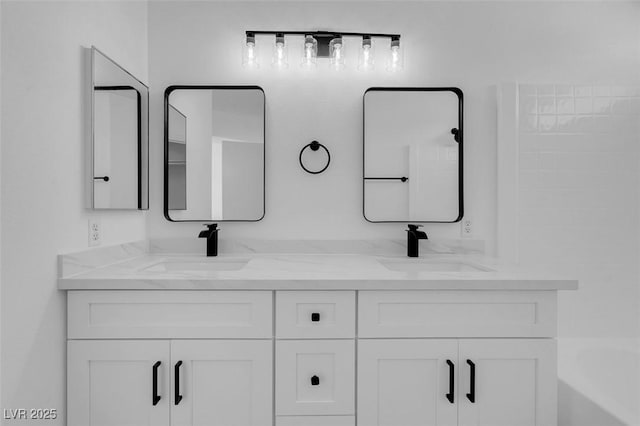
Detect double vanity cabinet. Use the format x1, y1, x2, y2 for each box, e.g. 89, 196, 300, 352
65, 283, 565, 426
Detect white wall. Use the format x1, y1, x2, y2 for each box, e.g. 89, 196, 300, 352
148, 1, 640, 248
0, 1, 148, 424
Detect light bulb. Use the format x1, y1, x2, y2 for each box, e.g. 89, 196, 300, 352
242, 32, 258, 68
358, 35, 374, 71
272, 33, 288, 69
388, 36, 403, 72
301, 35, 317, 68
329, 36, 345, 70
391, 46, 399, 66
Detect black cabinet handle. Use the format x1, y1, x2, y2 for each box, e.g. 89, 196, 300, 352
93, 176, 110, 182
174, 361, 183, 405
466, 360, 476, 403
446, 359, 454, 404
311, 313, 320, 322
152, 361, 161, 406
311, 375, 320, 386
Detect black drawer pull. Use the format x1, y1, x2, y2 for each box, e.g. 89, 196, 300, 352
152, 361, 161, 406
174, 361, 183, 405
311, 375, 320, 386
311, 313, 320, 322
446, 360, 454, 404
466, 360, 476, 403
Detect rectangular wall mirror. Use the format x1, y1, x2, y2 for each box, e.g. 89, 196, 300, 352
363, 87, 463, 223
90, 46, 149, 210
164, 86, 265, 222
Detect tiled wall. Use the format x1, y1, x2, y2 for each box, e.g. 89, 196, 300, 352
515, 84, 640, 424
520, 85, 640, 135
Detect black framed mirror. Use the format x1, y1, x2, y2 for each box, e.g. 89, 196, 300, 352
90, 46, 149, 210
363, 87, 463, 223
164, 86, 266, 222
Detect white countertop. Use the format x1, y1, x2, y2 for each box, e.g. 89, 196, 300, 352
57, 240, 578, 291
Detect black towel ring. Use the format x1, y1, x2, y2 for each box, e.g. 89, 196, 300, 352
299, 141, 330, 175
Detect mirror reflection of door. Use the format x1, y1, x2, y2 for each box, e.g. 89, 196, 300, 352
93, 87, 140, 209
91, 46, 149, 210
165, 87, 265, 222
168, 105, 187, 210
364, 89, 462, 222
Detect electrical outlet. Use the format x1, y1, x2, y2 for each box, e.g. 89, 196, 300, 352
461, 218, 473, 238
88, 218, 101, 247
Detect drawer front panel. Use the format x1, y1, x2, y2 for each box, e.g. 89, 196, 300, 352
276, 340, 355, 416
359, 291, 557, 338
68, 291, 273, 339
276, 416, 355, 426
276, 291, 355, 338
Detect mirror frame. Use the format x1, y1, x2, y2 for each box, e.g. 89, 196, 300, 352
89, 46, 149, 210
163, 85, 266, 223
362, 87, 464, 223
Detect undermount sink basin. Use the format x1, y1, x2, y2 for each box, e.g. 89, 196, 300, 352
143, 258, 249, 273
379, 259, 493, 273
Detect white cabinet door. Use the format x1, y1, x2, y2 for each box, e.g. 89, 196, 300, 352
357, 339, 458, 426
170, 340, 273, 426
458, 339, 557, 426
67, 340, 170, 426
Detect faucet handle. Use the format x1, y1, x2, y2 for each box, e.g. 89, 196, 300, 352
407, 224, 423, 231
203, 223, 218, 231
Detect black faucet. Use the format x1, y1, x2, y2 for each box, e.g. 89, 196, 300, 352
407, 224, 428, 257
198, 224, 219, 257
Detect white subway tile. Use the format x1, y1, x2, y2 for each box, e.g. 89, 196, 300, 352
520, 114, 538, 133
592, 86, 611, 97
539, 115, 557, 132
537, 85, 556, 96
538, 96, 556, 114
520, 95, 538, 115
592, 97, 611, 114
574, 86, 592, 97
519, 152, 539, 170
557, 97, 575, 114
519, 84, 537, 96
575, 97, 593, 114
556, 85, 574, 96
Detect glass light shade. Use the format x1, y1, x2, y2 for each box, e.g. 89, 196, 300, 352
358, 36, 375, 71
388, 37, 403, 72
329, 36, 345, 70
242, 34, 259, 68
301, 35, 318, 68
272, 34, 288, 69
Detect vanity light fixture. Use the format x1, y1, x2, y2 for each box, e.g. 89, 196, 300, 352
243, 30, 402, 71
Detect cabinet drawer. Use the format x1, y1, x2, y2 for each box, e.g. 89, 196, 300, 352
276, 291, 355, 338
276, 340, 355, 416
276, 416, 355, 426
359, 291, 557, 338
68, 291, 273, 339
